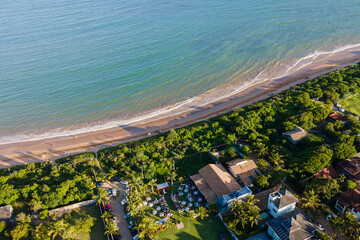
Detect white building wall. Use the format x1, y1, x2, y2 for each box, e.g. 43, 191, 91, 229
268, 201, 296, 218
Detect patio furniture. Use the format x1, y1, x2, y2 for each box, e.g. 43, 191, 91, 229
188, 202, 193, 207
198, 197, 202, 202
159, 212, 164, 217
146, 196, 151, 201
185, 207, 189, 212
184, 189, 189, 193
157, 206, 161, 211
143, 201, 148, 206
152, 210, 158, 215
191, 186, 196, 190
179, 191, 183, 196
194, 191, 199, 195
149, 203, 154, 207
181, 201, 187, 205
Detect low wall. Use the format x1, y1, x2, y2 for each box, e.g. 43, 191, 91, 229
217, 213, 238, 240
49, 198, 98, 215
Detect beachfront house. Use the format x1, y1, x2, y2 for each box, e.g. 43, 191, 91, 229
335, 186, 360, 220
226, 158, 262, 187
190, 164, 252, 213
282, 127, 308, 144
267, 210, 317, 240
268, 188, 298, 218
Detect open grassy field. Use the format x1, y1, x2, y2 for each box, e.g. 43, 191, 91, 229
75, 204, 107, 240
339, 94, 360, 116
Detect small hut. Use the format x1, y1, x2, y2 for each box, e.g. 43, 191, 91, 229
156, 182, 170, 195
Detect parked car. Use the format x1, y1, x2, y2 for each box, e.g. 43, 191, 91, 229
108, 189, 117, 197
124, 213, 131, 218
110, 177, 121, 182
128, 220, 133, 229
104, 204, 111, 212
121, 198, 127, 205
315, 223, 324, 231
120, 180, 129, 185
218, 231, 225, 240
125, 185, 130, 191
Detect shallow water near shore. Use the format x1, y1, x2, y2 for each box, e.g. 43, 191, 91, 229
1, 0, 360, 143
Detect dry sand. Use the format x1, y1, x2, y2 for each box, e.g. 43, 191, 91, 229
1, 51, 360, 168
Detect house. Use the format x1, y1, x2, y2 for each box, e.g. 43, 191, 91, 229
313, 166, 339, 179
328, 112, 347, 123
267, 210, 317, 240
190, 164, 252, 212
335, 186, 360, 220
337, 156, 360, 183
254, 185, 281, 211
268, 189, 299, 218
226, 158, 262, 187
0, 205, 13, 221
282, 127, 308, 144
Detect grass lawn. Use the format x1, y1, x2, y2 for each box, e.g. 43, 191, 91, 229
339, 94, 360, 116
156, 214, 233, 240
156, 183, 233, 240
75, 204, 107, 240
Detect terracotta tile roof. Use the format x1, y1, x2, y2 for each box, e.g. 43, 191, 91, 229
337, 157, 360, 182
0, 205, 13, 221
314, 166, 339, 179
283, 127, 308, 142
226, 159, 259, 186
190, 164, 241, 203
336, 188, 360, 212
190, 173, 217, 202
328, 112, 347, 122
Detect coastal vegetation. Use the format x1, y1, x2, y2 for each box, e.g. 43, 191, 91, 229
0, 153, 98, 215
1, 63, 360, 239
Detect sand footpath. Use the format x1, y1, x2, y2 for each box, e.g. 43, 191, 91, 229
1, 51, 360, 168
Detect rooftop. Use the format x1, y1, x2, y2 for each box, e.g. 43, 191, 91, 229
336, 188, 360, 212
270, 189, 299, 209
314, 166, 339, 179
226, 159, 259, 186
282, 127, 308, 142
328, 112, 347, 122
267, 210, 316, 240
0, 205, 13, 221
190, 164, 242, 203
337, 156, 360, 182
254, 185, 281, 211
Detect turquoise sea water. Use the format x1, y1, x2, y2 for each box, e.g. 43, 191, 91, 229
1, 0, 360, 142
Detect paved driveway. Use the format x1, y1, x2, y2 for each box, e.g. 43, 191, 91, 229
102, 181, 133, 240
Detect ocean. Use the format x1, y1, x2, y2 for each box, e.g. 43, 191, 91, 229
1, 0, 360, 143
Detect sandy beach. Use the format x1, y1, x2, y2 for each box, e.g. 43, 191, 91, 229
1, 51, 360, 168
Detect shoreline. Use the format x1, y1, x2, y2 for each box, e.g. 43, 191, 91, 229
1, 52, 360, 168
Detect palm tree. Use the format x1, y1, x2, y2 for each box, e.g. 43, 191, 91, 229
101, 211, 113, 223
300, 190, 321, 210
104, 221, 119, 237
331, 212, 360, 239
136, 217, 158, 239
97, 188, 109, 205
196, 206, 209, 220
167, 171, 177, 186
148, 179, 157, 193
230, 195, 260, 229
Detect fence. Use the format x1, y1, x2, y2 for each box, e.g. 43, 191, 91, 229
49, 198, 98, 215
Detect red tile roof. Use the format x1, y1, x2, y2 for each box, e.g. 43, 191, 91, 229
314, 166, 339, 179
337, 157, 360, 183
336, 188, 360, 212
328, 112, 347, 122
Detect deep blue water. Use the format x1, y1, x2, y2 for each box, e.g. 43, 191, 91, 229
1, 0, 360, 142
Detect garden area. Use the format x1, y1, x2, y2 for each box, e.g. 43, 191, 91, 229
75, 204, 107, 240
123, 180, 233, 240
339, 93, 360, 116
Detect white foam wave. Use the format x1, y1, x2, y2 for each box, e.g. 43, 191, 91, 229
1, 42, 360, 145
